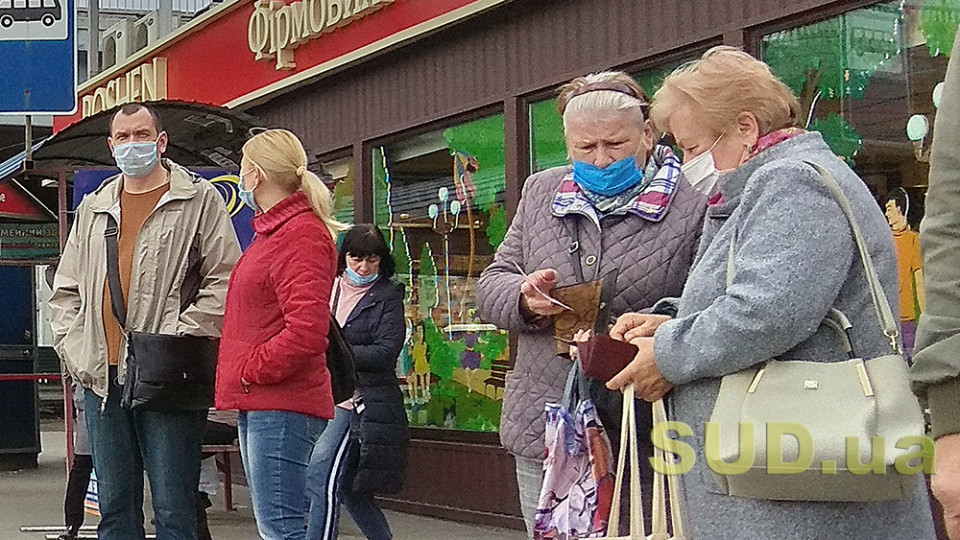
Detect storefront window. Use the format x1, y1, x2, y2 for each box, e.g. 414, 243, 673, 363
373, 113, 509, 432
320, 156, 355, 225
528, 60, 696, 172
762, 0, 957, 330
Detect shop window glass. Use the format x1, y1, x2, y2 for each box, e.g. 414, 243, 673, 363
320, 156, 355, 225
528, 60, 696, 173
373, 113, 509, 433
763, 0, 956, 325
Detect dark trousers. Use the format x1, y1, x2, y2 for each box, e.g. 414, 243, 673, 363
64, 453, 94, 531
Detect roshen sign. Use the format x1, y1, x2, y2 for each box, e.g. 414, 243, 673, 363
248, 0, 394, 70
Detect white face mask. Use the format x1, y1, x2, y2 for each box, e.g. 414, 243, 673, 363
680, 133, 724, 196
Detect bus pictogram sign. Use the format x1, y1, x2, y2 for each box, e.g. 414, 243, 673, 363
0, 0, 76, 114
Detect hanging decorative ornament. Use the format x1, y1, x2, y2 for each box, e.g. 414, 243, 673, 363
906, 114, 929, 141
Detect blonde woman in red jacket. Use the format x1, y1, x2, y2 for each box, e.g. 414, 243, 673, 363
215, 129, 342, 540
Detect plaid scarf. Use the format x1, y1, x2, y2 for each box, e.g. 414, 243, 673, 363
552, 145, 681, 228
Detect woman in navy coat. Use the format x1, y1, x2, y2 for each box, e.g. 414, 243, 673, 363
306, 224, 408, 540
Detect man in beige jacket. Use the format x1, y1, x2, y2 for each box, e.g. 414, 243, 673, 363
49, 103, 241, 540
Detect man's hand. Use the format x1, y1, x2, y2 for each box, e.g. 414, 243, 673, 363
605, 337, 673, 401
933, 434, 960, 539
610, 313, 672, 342
520, 269, 566, 317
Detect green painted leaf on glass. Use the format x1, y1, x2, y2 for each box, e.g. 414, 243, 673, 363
423, 318, 464, 382
922, 0, 960, 57
633, 64, 680, 100
485, 203, 507, 251
476, 331, 509, 370
531, 99, 568, 172
763, 7, 898, 109
810, 112, 863, 166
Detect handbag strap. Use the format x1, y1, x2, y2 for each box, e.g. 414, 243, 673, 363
607, 384, 643, 537
607, 389, 688, 538
560, 361, 591, 413
725, 161, 900, 355
652, 398, 688, 539
332, 277, 342, 312
801, 161, 900, 353
104, 214, 127, 330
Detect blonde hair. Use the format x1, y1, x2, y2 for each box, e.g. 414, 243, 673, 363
650, 46, 801, 138
242, 129, 344, 239
557, 71, 650, 131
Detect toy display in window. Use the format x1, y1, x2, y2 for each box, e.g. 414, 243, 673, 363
884, 188, 925, 355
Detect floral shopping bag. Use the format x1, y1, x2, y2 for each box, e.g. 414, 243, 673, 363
533, 363, 616, 539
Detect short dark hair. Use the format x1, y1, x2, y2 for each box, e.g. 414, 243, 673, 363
337, 224, 396, 279
109, 103, 163, 136
884, 188, 909, 220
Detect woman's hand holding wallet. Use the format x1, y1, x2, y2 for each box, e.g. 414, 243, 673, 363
571, 312, 676, 401
609, 313, 672, 341
571, 329, 640, 383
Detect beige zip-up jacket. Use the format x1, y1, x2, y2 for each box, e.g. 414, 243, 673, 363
912, 31, 960, 439
49, 160, 241, 399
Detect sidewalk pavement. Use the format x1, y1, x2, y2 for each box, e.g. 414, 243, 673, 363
2, 430, 526, 540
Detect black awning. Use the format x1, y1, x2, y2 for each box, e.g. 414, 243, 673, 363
31, 101, 263, 171
0, 101, 263, 220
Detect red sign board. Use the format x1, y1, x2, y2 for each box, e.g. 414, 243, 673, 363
54, 0, 503, 131
0, 181, 55, 222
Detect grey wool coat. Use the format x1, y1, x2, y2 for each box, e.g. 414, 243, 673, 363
477, 149, 707, 460
652, 133, 934, 539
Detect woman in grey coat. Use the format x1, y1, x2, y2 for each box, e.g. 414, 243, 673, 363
608, 46, 935, 539
476, 71, 706, 537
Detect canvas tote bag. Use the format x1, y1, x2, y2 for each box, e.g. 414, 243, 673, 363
598, 386, 688, 540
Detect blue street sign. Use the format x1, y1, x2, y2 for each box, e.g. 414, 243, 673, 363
0, 0, 76, 114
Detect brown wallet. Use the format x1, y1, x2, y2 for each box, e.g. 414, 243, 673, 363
576, 333, 638, 383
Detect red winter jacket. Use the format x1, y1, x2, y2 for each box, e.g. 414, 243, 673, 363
215, 192, 336, 420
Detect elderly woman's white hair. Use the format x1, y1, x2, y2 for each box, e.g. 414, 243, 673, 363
557, 71, 650, 131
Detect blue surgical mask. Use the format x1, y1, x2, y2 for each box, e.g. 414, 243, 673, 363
345, 266, 378, 287
113, 134, 163, 178
572, 155, 644, 196
238, 170, 259, 211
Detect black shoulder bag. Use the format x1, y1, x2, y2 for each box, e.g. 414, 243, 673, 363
328, 282, 358, 404
105, 215, 218, 411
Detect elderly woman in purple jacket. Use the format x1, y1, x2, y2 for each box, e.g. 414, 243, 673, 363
476, 71, 706, 538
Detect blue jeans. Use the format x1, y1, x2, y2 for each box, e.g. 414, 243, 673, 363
305, 407, 392, 540
239, 410, 325, 540
84, 373, 205, 540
